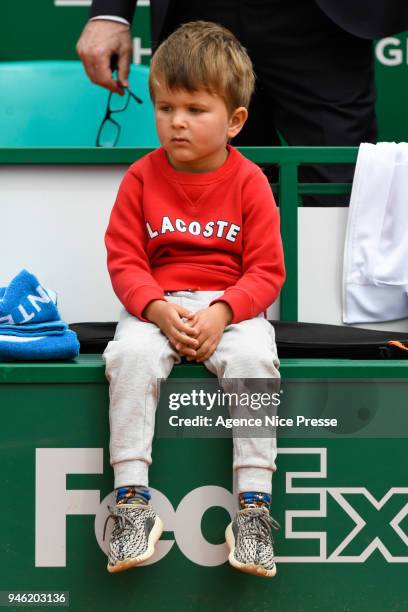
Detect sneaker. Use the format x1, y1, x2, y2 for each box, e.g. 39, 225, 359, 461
225, 507, 280, 577
104, 504, 163, 573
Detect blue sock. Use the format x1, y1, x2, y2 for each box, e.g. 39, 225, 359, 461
116, 486, 151, 506
239, 491, 271, 511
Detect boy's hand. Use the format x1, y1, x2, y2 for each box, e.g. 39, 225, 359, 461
143, 300, 199, 357
184, 302, 233, 362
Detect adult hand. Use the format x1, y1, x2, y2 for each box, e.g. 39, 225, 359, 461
143, 300, 199, 358
185, 302, 233, 363
76, 20, 133, 95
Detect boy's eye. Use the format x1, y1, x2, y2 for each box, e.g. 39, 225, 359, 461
189, 107, 204, 114
158, 106, 171, 112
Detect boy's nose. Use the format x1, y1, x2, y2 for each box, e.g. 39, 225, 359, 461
171, 111, 187, 128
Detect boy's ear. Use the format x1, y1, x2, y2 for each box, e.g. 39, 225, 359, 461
227, 107, 248, 139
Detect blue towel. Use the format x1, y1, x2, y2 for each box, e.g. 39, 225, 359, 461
0, 270, 80, 361
0, 269, 60, 325
0, 320, 67, 336
0, 330, 80, 362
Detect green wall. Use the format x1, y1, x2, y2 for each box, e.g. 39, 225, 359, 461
0, 358, 407, 611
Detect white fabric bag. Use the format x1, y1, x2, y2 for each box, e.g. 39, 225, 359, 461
343, 142, 408, 323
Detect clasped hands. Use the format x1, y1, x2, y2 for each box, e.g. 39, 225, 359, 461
144, 300, 232, 363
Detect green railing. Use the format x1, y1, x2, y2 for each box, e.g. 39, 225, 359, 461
240, 147, 358, 321
0, 146, 359, 321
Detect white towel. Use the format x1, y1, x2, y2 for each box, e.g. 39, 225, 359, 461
343, 142, 408, 324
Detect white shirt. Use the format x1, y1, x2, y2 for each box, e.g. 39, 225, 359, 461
89, 15, 130, 26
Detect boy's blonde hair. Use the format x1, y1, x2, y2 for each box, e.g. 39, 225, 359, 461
149, 21, 255, 114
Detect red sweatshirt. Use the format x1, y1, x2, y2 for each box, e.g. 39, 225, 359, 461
105, 145, 285, 323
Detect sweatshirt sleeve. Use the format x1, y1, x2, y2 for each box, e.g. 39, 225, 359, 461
105, 168, 165, 320
211, 169, 286, 323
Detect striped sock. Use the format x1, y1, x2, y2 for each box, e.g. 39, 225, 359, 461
239, 491, 271, 511
116, 486, 151, 506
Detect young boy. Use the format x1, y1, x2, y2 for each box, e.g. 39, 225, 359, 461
103, 21, 285, 577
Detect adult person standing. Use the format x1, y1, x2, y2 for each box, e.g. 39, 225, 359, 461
76, 1, 408, 201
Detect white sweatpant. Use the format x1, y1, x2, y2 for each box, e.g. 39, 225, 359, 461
103, 291, 280, 494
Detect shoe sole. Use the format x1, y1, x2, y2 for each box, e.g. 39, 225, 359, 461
107, 516, 164, 573
225, 523, 277, 578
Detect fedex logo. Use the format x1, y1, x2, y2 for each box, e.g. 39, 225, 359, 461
35, 448, 408, 567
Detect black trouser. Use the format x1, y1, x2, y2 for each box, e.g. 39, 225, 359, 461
160, 0, 377, 205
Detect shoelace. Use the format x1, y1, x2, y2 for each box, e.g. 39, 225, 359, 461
103, 504, 146, 541
239, 509, 280, 546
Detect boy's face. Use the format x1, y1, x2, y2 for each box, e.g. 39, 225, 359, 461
154, 81, 247, 173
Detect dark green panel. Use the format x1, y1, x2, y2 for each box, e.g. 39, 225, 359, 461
0, 365, 408, 611
375, 35, 408, 141
2, 1, 151, 64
